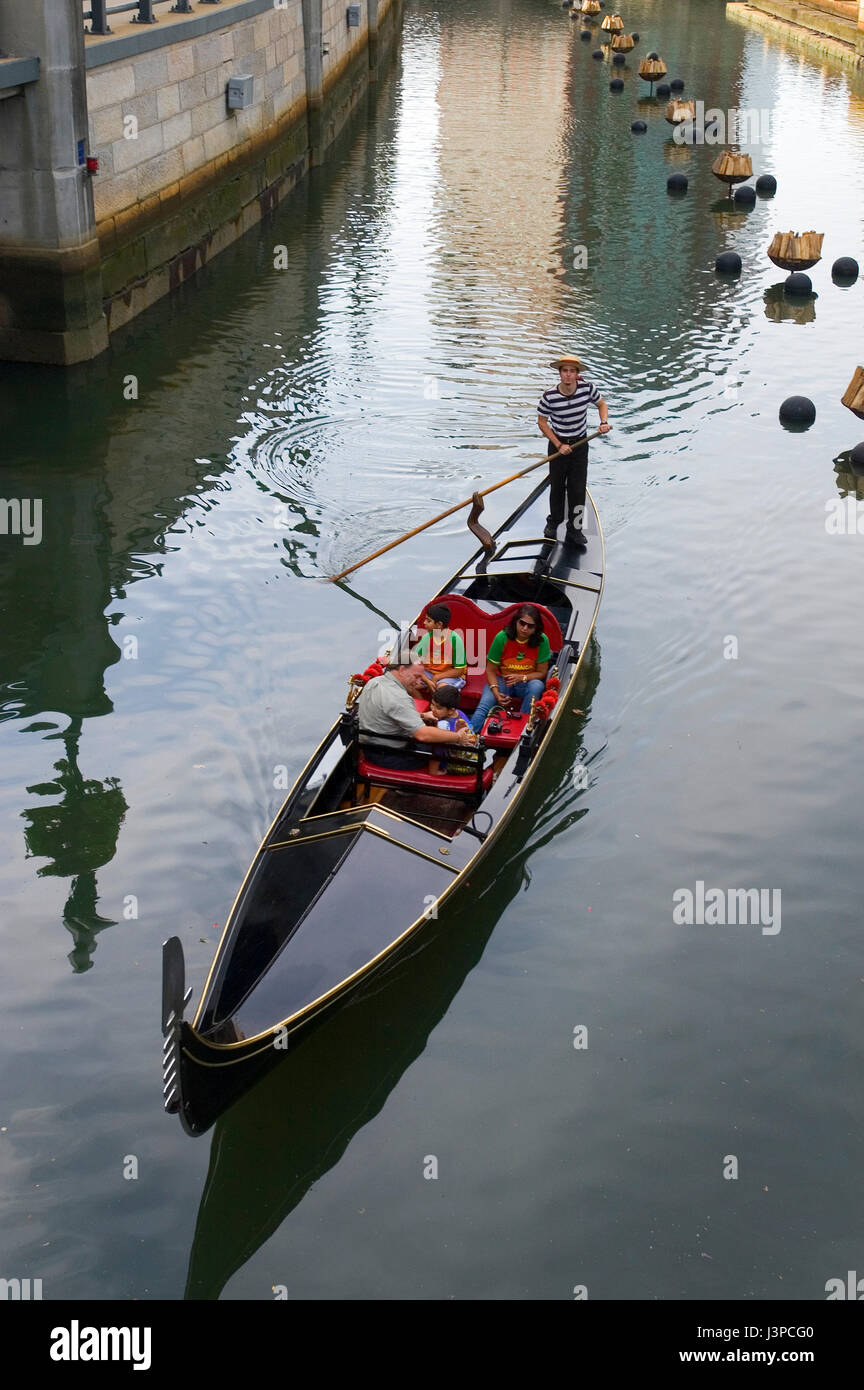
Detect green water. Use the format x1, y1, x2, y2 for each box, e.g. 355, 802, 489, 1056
1, 0, 862, 1300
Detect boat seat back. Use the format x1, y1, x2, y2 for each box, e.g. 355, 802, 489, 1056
356, 754, 495, 798
417, 595, 563, 711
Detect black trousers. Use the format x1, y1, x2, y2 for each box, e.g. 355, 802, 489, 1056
547, 438, 588, 528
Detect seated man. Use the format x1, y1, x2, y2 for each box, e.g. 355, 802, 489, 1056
357, 661, 477, 770
411, 603, 467, 693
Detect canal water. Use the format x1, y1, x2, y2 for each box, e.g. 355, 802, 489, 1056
1, 0, 862, 1301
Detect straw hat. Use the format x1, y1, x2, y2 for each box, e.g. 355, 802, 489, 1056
549, 354, 586, 370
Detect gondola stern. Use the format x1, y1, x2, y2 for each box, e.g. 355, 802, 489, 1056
161, 937, 207, 1136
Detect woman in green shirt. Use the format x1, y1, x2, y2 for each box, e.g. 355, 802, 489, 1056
470, 605, 550, 733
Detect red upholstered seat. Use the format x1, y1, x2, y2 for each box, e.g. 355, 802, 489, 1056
416, 596, 563, 712
356, 755, 495, 795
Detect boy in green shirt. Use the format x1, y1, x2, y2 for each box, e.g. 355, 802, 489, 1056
412, 603, 467, 693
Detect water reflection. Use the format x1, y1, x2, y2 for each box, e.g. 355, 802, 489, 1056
763, 283, 818, 324
833, 451, 864, 499
185, 639, 601, 1299
21, 719, 127, 972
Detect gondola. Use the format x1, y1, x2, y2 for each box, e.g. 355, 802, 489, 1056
162, 472, 605, 1135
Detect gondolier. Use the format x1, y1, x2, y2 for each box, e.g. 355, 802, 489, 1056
537, 354, 610, 545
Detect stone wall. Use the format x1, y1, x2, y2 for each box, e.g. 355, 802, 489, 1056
728, 0, 864, 62
87, 4, 307, 231
82, 0, 397, 335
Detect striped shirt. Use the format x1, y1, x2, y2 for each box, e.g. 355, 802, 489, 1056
538, 378, 601, 440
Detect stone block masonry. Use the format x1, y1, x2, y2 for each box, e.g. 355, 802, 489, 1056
0, 0, 401, 363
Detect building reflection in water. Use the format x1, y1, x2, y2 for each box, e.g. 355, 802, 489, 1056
21, 718, 128, 973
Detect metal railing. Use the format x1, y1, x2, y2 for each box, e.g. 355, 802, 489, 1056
84, 0, 221, 37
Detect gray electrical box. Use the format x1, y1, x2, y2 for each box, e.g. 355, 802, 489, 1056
347, 5, 361, 25
227, 75, 254, 110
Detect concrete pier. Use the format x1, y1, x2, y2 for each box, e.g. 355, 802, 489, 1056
0, 0, 108, 365
0, 0, 401, 365
728, 0, 864, 66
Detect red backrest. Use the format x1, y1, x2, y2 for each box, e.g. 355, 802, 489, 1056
419, 594, 564, 668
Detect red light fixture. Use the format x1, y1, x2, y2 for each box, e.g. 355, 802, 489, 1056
86, 156, 99, 174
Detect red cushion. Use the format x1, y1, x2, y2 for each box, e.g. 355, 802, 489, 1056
357, 755, 494, 795
419, 595, 564, 654
414, 597, 562, 714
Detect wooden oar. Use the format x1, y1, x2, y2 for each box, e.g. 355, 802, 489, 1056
327, 430, 605, 582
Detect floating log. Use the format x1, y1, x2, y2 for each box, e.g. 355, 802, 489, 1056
766, 229, 824, 271
715, 251, 742, 275
611, 31, 635, 50
784, 272, 812, 297
665, 98, 696, 126
841, 366, 864, 420
601, 12, 625, 31
832, 255, 859, 281
779, 396, 816, 427
711, 150, 753, 186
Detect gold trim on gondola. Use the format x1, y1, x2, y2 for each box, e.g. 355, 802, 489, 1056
266, 820, 460, 870
297, 801, 453, 842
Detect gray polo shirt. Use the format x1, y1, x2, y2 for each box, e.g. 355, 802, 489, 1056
357, 672, 421, 741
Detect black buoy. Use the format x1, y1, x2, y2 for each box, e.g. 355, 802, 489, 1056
849, 442, 864, 474
647, 50, 659, 59
715, 251, 742, 275
669, 77, 685, 91
667, 173, 688, 194
580, 29, 592, 40
755, 173, 777, 196
656, 82, 671, 97
612, 52, 626, 65
609, 77, 624, 90
784, 272, 812, 297
592, 49, 604, 59
779, 395, 816, 427
732, 184, 756, 206
832, 255, 859, 282
632, 32, 640, 40
631, 118, 647, 133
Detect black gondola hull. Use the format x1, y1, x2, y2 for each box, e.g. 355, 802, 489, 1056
165, 476, 605, 1134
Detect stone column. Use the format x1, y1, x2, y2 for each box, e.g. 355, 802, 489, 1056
301, 0, 324, 165
0, 0, 107, 364
368, 0, 379, 76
